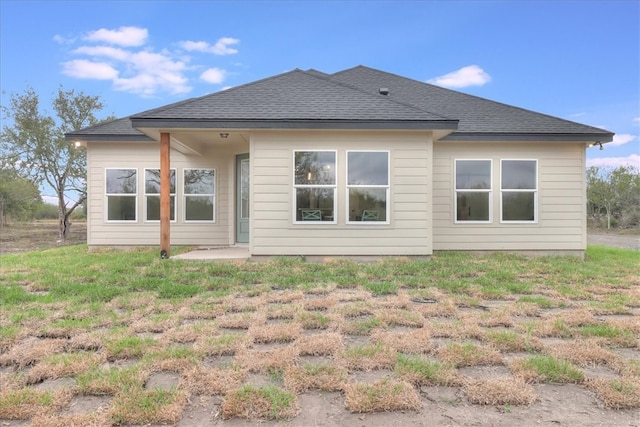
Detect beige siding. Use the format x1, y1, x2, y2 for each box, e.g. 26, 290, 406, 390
87, 142, 245, 247
432, 141, 587, 251
250, 130, 433, 256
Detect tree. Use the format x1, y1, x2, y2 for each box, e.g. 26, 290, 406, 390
0, 165, 42, 226
1, 86, 110, 240
587, 165, 640, 229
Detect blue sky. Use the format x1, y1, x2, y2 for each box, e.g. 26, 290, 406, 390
2, 0, 639, 184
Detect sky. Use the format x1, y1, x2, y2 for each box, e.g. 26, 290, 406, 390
1, 0, 639, 202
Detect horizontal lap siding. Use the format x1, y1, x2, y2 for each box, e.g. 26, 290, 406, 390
250, 131, 432, 256
432, 142, 586, 251
87, 142, 236, 247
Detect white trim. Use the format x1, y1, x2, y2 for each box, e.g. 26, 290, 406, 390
454, 159, 492, 224
292, 149, 338, 225
104, 167, 138, 223
143, 168, 177, 223
500, 159, 538, 224
345, 150, 390, 225
183, 168, 216, 223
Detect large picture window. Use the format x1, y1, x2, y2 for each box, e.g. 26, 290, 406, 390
184, 169, 215, 222
455, 160, 491, 223
347, 151, 389, 223
106, 168, 137, 221
294, 151, 336, 223
501, 160, 537, 222
145, 169, 176, 222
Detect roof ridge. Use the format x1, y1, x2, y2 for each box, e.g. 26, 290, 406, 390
299, 68, 455, 122
339, 66, 610, 135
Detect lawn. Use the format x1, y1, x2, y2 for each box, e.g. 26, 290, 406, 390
0, 245, 639, 425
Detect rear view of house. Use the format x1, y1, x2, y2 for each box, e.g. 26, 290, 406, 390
67, 66, 613, 257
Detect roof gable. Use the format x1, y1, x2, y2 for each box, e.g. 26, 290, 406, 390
132, 69, 452, 123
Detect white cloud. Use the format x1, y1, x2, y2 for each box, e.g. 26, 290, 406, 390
84, 26, 148, 47
61, 28, 237, 96
200, 68, 226, 84
569, 112, 586, 118
73, 46, 130, 61
428, 65, 491, 88
61, 59, 119, 80
587, 154, 640, 169
607, 133, 637, 147
633, 117, 640, 123
53, 34, 75, 44
180, 37, 239, 55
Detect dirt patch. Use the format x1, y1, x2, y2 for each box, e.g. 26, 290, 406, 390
0, 220, 87, 254
587, 231, 639, 250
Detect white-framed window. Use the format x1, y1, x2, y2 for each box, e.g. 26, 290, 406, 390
183, 168, 215, 222
346, 150, 390, 224
454, 159, 492, 223
105, 168, 137, 222
501, 159, 537, 223
144, 169, 176, 222
293, 150, 337, 223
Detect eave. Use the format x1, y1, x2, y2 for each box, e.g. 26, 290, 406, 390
129, 118, 460, 131
440, 132, 614, 143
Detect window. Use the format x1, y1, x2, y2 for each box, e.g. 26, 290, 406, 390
347, 151, 389, 223
145, 169, 176, 222
106, 168, 137, 221
501, 160, 537, 222
293, 151, 336, 223
455, 160, 492, 223
184, 169, 215, 222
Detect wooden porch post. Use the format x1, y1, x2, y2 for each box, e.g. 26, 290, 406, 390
160, 132, 170, 258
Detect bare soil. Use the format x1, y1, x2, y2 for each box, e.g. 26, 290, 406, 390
587, 230, 639, 250
0, 220, 87, 254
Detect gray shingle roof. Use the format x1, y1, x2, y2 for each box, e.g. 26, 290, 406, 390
66, 117, 152, 140
330, 66, 612, 139
132, 69, 451, 122
67, 65, 613, 142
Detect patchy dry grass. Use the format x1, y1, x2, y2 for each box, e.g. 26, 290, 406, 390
283, 363, 348, 393
586, 377, 640, 409
0, 244, 638, 422
394, 354, 463, 386
221, 385, 299, 420
344, 379, 421, 413
464, 377, 537, 405
510, 355, 585, 383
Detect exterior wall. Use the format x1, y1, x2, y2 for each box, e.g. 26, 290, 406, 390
250, 130, 433, 256
86, 141, 246, 247
432, 141, 587, 251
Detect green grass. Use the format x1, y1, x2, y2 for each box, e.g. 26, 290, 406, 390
515, 355, 585, 383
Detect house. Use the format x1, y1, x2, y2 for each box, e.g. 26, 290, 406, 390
67, 65, 613, 258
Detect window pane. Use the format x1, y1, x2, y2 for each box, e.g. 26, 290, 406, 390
107, 195, 136, 221
348, 152, 388, 185
348, 188, 387, 221
185, 196, 214, 221
146, 196, 175, 221
502, 161, 536, 189
456, 192, 489, 221
145, 169, 176, 194
240, 159, 250, 219
294, 151, 336, 185
184, 169, 214, 194
295, 188, 334, 221
503, 192, 535, 221
106, 169, 137, 194
456, 161, 491, 190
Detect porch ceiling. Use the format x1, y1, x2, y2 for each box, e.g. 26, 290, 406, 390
138, 127, 250, 154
